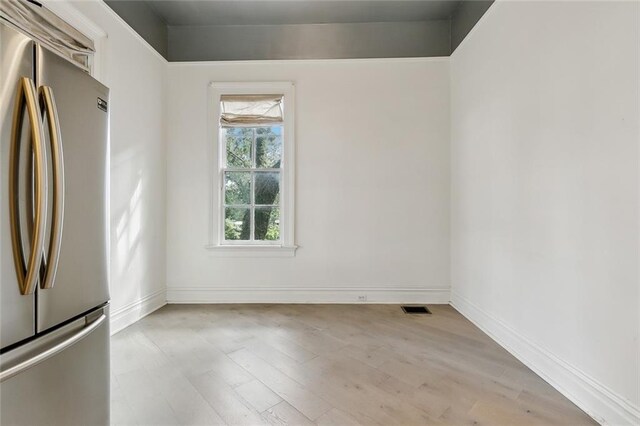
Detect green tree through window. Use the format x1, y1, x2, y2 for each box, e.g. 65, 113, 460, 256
223, 126, 282, 242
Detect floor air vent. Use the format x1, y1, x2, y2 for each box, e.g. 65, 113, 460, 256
401, 306, 431, 315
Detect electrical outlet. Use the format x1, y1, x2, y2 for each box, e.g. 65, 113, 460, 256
357, 295, 367, 302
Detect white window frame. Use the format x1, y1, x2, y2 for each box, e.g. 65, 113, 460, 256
207, 82, 296, 257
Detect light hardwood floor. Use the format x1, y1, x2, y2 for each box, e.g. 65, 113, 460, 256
110, 304, 595, 426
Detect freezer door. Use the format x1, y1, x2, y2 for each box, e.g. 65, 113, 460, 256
0, 23, 37, 349
0, 306, 110, 426
36, 45, 109, 332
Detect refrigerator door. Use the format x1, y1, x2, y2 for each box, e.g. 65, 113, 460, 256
0, 23, 37, 349
36, 45, 109, 333
0, 305, 110, 426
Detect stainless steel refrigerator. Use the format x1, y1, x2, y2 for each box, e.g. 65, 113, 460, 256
0, 15, 110, 426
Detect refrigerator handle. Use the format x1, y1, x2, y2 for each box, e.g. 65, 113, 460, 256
9, 77, 48, 295
0, 313, 106, 382
39, 86, 65, 290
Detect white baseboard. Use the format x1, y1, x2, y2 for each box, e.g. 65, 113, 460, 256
110, 289, 167, 335
166, 286, 450, 304
451, 291, 640, 426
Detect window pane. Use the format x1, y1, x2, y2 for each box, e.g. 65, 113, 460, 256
225, 207, 250, 240
223, 127, 252, 167
225, 172, 251, 205
255, 172, 280, 205
256, 126, 282, 168
255, 207, 280, 241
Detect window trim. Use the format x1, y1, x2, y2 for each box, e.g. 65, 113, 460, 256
207, 82, 296, 255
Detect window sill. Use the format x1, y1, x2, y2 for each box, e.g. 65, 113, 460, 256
205, 244, 298, 257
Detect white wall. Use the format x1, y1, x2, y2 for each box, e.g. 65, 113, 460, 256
166, 58, 450, 303
60, 1, 168, 333
450, 1, 639, 424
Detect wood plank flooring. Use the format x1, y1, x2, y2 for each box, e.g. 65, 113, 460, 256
110, 304, 595, 426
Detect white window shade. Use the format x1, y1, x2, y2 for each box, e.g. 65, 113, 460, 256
0, 0, 95, 72
220, 94, 284, 126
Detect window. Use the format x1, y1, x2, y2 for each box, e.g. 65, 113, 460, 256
209, 83, 295, 255
223, 125, 282, 242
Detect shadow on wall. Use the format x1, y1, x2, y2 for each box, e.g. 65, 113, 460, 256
111, 145, 146, 307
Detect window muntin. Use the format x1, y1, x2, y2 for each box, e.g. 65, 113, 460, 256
221, 125, 283, 243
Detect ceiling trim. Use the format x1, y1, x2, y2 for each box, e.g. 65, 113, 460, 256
166, 56, 450, 67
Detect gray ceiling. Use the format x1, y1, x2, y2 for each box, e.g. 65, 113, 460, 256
104, 0, 493, 61
145, 1, 461, 26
